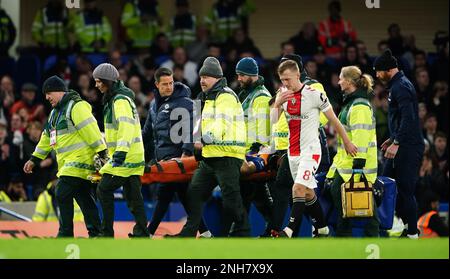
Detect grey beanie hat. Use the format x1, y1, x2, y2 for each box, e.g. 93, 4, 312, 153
199, 57, 223, 78
93, 63, 120, 81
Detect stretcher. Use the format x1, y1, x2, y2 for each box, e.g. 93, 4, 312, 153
140, 154, 280, 184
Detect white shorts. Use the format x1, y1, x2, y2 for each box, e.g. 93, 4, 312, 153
288, 153, 321, 189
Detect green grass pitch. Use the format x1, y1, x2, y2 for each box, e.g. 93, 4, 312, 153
0, 238, 448, 259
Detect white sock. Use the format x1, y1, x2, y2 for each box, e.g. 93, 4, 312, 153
283, 227, 293, 238
317, 226, 329, 235
200, 230, 212, 238
407, 234, 419, 239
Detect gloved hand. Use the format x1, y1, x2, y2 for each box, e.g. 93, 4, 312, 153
112, 151, 127, 167
352, 158, 366, 170
94, 149, 109, 171
322, 178, 334, 201
246, 154, 265, 172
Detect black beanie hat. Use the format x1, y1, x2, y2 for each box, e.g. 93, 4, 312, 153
42, 75, 67, 94
373, 49, 398, 71
281, 54, 304, 72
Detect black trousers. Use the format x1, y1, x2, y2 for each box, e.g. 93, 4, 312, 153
97, 174, 148, 237
383, 145, 424, 235
329, 173, 379, 237
147, 182, 209, 235
268, 153, 293, 232
179, 157, 250, 237
55, 176, 101, 237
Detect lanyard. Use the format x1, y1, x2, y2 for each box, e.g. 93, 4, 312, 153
51, 110, 63, 130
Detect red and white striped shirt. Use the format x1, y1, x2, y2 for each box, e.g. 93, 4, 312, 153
282, 85, 331, 157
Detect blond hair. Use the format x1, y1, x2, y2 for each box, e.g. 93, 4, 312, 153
278, 60, 299, 75
341, 66, 373, 91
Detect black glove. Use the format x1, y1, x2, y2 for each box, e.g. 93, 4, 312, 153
322, 178, 334, 202
112, 151, 127, 167
352, 158, 366, 170
98, 149, 108, 160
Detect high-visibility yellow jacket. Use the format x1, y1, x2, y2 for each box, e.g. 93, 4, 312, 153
0, 191, 11, 203
273, 77, 328, 151
204, 1, 255, 42
201, 78, 246, 160
121, 1, 161, 49
32, 90, 107, 180
31, 6, 71, 49
238, 76, 271, 150
100, 81, 145, 177
169, 13, 196, 48
32, 184, 84, 222
72, 9, 112, 52
326, 88, 377, 183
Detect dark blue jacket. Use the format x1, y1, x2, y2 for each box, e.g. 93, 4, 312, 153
387, 71, 424, 147
142, 82, 194, 161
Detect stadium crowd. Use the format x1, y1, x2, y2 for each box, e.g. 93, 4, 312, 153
0, 0, 448, 231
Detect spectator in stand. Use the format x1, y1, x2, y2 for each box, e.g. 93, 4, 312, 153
31, 0, 71, 58
0, 119, 15, 187
324, 72, 343, 112
173, 64, 189, 85
373, 86, 389, 146
412, 50, 429, 75
431, 132, 448, 171
432, 38, 449, 83
423, 113, 438, 145
276, 41, 295, 62
128, 75, 151, 109
121, 0, 162, 53
289, 22, 320, 56
1, 175, 27, 202
9, 83, 46, 123
313, 46, 334, 87
150, 33, 173, 63
416, 153, 448, 206
414, 67, 432, 103
318, 0, 357, 59
377, 40, 389, 55
204, 0, 254, 43
341, 43, 370, 74
186, 25, 211, 64
168, 0, 197, 48
356, 40, 375, 77
109, 49, 127, 70
161, 47, 198, 87
402, 35, 418, 70
1, 75, 15, 117
304, 60, 318, 80
72, 0, 112, 54
418, 102, 428, 130
417, 191, 449, 237
427, 81, 448, 134
0, 6, 16, 58
225, 28, 262, 58
386, 23, 405, 57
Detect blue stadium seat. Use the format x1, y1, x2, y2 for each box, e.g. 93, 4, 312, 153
86, 53, 108, 67
154, 55, 170, 66
43, 55, 58, 72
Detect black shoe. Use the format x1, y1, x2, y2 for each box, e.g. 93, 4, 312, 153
164, 233, 181, 238
128, 233, 149, 238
